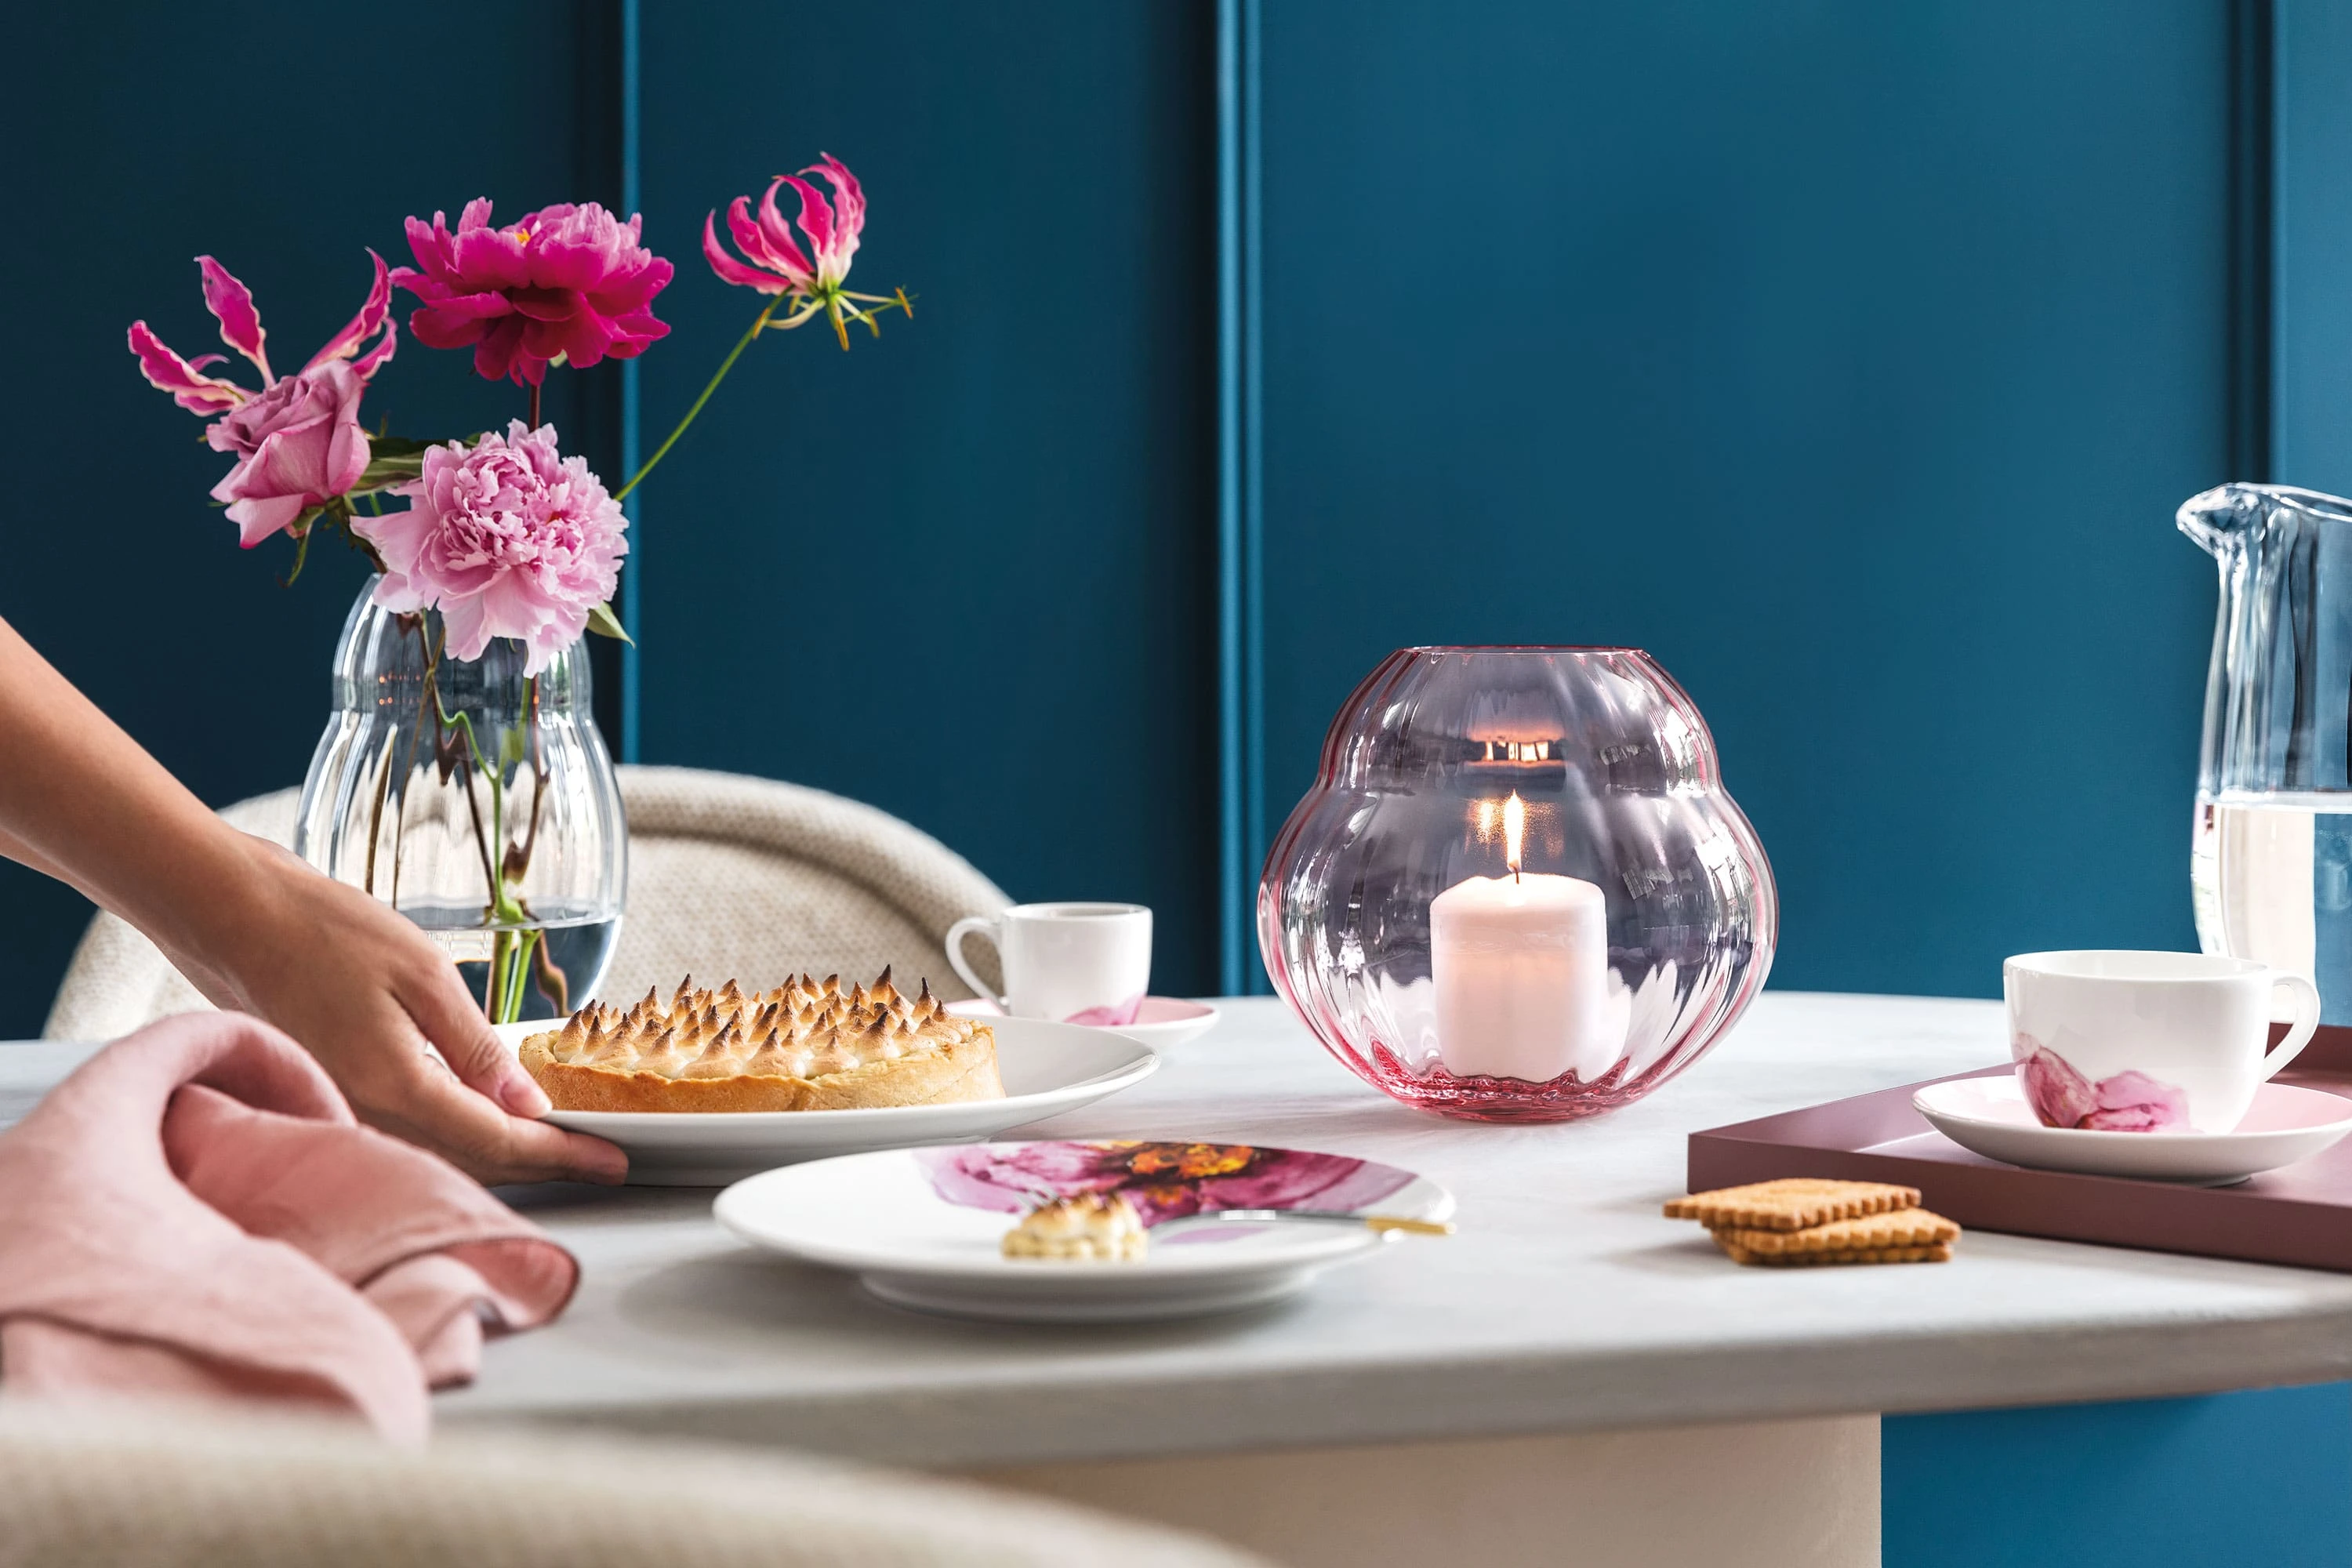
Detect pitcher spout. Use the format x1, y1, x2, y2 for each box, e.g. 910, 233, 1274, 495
2177, 482, 2269, 557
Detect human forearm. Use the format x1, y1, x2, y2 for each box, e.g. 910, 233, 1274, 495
0, 615, 266, 963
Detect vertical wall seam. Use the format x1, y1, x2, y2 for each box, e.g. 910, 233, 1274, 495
2234, 0, 2276, 481
1217, 0, 1267, 995
619, 0, 644, 763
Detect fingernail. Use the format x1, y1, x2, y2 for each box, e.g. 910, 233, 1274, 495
584, 1145, 628, 1184
498, 1066, 552, 1118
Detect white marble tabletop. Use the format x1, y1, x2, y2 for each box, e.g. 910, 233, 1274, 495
14, 993, 2352, 1468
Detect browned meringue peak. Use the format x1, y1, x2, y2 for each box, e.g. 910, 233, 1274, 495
538, 970, 978, 1078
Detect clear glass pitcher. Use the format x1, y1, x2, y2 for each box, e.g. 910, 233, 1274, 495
2180, 482, 2352, 1021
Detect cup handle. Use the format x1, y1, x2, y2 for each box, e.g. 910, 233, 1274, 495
945, 915, 1006, 1008
2260, 974, 2325, 1080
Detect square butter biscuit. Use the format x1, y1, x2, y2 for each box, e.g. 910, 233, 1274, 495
1665, 1178, 1920, 1232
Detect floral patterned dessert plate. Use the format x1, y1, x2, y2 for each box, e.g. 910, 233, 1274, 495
493, 1018, 1157, 1187
713, 1139, 1455, 1322
1913, 1076, 2352, 1185
945, 996, 1221, 1051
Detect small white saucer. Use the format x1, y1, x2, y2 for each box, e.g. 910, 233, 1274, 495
946, 996, 1221, 1051
715, 1140, 1453, 1323
1913, 1075, 2352, 1185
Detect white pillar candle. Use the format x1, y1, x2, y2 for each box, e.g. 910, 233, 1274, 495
1430, 793, 1616, 1082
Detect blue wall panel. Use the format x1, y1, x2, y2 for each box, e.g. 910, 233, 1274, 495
1885, 1382, 2352, 1566
633, 5, 1220, 994
1254, 1, 2232, 997
0, 4, 619, 1037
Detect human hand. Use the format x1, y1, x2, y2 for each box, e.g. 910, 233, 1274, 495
169, 833, 626, 1186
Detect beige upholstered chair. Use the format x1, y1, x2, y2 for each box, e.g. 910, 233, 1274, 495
0, 1401, 1265, 1566
45, 765, 1011, 1041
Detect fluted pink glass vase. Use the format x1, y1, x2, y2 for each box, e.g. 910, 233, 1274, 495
1258, 647, 1776, 1121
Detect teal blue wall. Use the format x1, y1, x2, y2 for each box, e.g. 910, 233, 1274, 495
0, 2, 2324, 1029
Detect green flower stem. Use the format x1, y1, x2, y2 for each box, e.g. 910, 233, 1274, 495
612, 296, 782, 504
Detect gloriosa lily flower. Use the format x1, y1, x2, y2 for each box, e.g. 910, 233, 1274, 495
702, 154, 909, 347
129, 253, 397, 546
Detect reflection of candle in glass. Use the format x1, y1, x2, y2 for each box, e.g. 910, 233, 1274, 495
1430, 791, 1613, 1081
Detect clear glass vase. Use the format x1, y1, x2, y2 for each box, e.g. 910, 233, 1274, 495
292, 578, 626, 1023
1258, 646, 1776, 1121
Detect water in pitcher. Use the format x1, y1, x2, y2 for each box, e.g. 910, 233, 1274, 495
2191, 793, 2352, 1021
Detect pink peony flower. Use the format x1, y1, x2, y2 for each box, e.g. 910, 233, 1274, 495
393, 200, 673, 387
129, 252, 396, 546
352, 421, 628, 675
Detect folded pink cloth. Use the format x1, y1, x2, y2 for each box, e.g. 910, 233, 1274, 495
0, 1011, 578, 1443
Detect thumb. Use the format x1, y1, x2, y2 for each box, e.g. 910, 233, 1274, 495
406, 963, 554, 1118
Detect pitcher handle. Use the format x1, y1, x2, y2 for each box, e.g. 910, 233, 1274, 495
2260, 974, 2324, 1080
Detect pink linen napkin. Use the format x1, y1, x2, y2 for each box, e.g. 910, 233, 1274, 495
0, 1011, 578, 1444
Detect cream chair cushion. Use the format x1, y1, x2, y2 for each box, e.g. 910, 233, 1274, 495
0, 1400, 1265, 1567
44, 765, 1010, 1042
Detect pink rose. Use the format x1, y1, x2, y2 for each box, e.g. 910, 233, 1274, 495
392, 200, 672, 387
352, 421, 627, 676
129, 252, 396, 546
205, 359, 371, 546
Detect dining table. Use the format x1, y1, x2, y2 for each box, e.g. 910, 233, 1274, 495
10, 990, 2352, 1568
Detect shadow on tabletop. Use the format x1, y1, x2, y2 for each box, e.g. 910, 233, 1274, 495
612, 1245, 1308, 1347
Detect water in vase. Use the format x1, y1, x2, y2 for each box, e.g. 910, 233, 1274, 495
410, 905, 623, 1023
2191, 793, 2352, 1022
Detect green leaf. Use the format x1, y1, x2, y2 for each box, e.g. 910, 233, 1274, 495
366, 434, 441, 458
585, 601, 634, 645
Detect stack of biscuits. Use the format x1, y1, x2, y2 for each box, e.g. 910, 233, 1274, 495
1665, 1178, 1958, 1266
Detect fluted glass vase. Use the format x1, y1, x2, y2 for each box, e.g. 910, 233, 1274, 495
1259, 646, 1775, 1121
293, 578, 626, 1023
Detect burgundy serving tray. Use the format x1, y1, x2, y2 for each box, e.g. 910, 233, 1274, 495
1686, 1025, 2352, 1273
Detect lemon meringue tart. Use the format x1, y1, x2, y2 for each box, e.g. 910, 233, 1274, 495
518, 969, 1004, 1113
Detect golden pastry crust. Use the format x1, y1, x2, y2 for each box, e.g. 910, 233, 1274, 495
519, 969, 1004, 1114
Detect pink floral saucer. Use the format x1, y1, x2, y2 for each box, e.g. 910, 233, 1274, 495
713, 1139, 1453, 1321
946, 996, 1220, 1051
1912, 1076, 2352, 1185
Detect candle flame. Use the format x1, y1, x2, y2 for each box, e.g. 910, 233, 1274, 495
1504, 791, 1525, 880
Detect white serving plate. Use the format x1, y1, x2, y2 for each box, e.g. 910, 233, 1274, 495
945, 994, 1221, 1051
1913, 1073, 2352, 1186
715, 1140, 1455, 1323
493, 1017, 1157, 1186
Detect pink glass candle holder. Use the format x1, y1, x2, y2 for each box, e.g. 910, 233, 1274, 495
1258, 647, 1776, 1122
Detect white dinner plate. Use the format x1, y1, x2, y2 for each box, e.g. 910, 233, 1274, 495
715, 1139, 1455, 1323
945, 995, 1221, 1051
493, 1017, 1158, 1186
1913, 1074, 2352, 1185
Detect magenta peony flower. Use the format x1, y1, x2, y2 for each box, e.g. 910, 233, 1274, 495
129, 252, 396, 545
352, 421, 628, 674
393, 200, 673, 387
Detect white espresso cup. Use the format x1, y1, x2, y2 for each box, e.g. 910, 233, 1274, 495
947, 902, 1152, 1025
2002, 949, 2321, 1134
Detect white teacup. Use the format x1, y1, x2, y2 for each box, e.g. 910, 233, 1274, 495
948, 902, 1152, 1025
2002, 950, 2321, 1134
